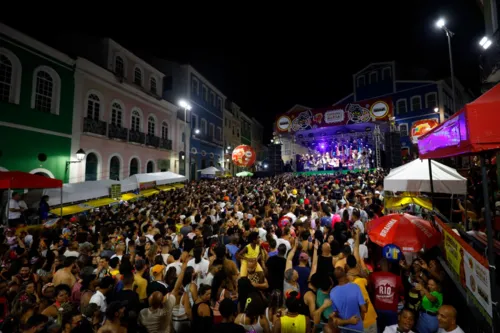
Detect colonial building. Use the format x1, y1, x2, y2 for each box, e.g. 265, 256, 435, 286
223, 100, 242, 175
0, 23, 75, 181
70, 39, 181, 182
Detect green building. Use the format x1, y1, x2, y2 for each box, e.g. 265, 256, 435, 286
0, 23, 75, 182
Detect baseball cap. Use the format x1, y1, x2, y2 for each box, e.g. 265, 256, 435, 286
299, 252, 309, 261
152, 264, 165, 275
320, 216, 332, 227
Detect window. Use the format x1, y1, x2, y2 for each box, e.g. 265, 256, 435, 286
147, 116, 155, 135
209, 123, 215, 137
0, 54, 12, 102
396, 99, 407, 114
192, 78, 199, 95
425, 92, 438, 108
399, 123, 409, 136
150, 77, 157, 94
210, 92, 215, 106
216, 126, 222, 140
191, 114, 198, 129
201, 118, 207, 135
85, 153, 98, 181
129, 158, 139, 176
115, 56, 124, 77
111, 102, 123, 127
357, 75, 365, 87
382, 67, 391, 80
131, 109, 141, 131
411, 96, 422, 111
134, 67, 143, 86
0, 49, 21, 104
86, 93, 100, 120
147, 161, 154, 173
109, 156, 121, 180
202, 86, 208, 101
369, 72, 378, 84
217, 97, 222, 111
32, 66, 61, 114
161, 121, 168, 139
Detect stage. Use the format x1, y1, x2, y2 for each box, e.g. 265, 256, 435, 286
294, 168, 376, 176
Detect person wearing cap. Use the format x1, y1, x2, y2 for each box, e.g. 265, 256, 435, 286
147, 264, 168, 296
97, 301, 126, 333
294, 251, 311, 295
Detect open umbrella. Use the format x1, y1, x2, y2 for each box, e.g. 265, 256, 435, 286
368, 213, 441, 252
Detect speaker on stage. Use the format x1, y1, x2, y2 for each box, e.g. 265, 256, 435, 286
268, 144, 283, 174
384, 132, 402, 169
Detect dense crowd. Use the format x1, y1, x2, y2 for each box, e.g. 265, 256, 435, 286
0, 170, 465, 333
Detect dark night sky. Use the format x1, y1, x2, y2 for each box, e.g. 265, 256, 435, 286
1, 0, 485, 140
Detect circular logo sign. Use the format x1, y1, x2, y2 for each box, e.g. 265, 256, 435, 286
276, 116, 291, 131
370, 101, 389, 119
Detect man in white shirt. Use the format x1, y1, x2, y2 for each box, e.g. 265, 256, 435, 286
351, 210, 365, 234
383, 308, 415, 333
89, 276, 115, 313
8, 192, 24, 227
437, 305, 464, 333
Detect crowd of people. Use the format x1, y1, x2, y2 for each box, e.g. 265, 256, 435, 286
0, 170, 467, 333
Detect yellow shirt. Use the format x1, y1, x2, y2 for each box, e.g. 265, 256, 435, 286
175, 223, 183, 233
245, 244, 260, 259
280, 315, 307, 333
353, 277, 377, 328
134, 273, 148, 301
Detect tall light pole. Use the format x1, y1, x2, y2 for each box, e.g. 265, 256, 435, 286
178, 99, 192, 177
436, 18, 456, 113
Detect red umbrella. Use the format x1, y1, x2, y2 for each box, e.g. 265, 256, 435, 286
368, 213, 441, 252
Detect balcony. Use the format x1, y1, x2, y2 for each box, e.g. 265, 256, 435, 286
108, 124, 128, 141
146, 134, 160, 148
159, 138, 172, 150
129, 130, 145, 144
83, 117, 107, 136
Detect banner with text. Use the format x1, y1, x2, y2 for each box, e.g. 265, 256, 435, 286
275, 97, 393, 133
435, 217, 492, 320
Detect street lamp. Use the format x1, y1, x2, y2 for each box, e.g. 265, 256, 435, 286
434, 107, 439, 113
435, 17, 456, 113
195, 129, 200, 134
66, 148, 86, 170
479, 36, 493, 50
178, 99, 192, 176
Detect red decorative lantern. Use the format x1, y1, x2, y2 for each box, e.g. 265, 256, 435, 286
231, 145, 256, 167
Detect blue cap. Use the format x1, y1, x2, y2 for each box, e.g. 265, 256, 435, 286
320, 216, 332, 227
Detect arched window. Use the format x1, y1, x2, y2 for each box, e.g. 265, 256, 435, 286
147, 161, 154, 173
87, 94, 100, 120
134, 67, 142, 86
115, 56, 124, 77
34, 70, 54, 113
109, 156, 120, 180
150, 77, 157, 94
148, 116, 155, 135
130, 158, 139, 176
161, 121, 168, 139
85, 153, 98, 181
111, 102, 123, 127
0, 48, 21, 104
131, 109, 141, 131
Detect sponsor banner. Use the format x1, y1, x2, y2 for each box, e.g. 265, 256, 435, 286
139, 181, 156, 191
275, 97, 392, 133
435, 217, 492, 319
410, 118, 440, 143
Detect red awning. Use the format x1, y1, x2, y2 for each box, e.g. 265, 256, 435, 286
0, 171, 63, 189
418, 83, 500, 159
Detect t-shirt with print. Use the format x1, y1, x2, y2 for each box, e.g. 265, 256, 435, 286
369, 271, 404, 312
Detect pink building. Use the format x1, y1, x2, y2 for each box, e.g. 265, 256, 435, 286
69, 39, 185, 183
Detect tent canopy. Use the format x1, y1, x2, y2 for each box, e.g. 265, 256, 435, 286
119, 172, 187, 192
383, 159, 466, 194
418, 82, 500, 159
44, 179, 120, 206
0, 171, 62, 189
198, 166, 221, 175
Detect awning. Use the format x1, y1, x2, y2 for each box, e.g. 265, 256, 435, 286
0, 171, 62, 189
418, 83, 500, 158
140, 188, 160, 197
50, 197, 119, 216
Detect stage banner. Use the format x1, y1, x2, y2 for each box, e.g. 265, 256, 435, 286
275, 97, 393, 133
435, 217, 492, 320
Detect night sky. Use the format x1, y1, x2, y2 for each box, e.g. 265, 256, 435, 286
1, 0, 485, 141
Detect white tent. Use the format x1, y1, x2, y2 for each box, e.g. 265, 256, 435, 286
198, 166, 221, 175
383, 159, 467, 194
44, 179, 121, 206
120, 172, 187, 192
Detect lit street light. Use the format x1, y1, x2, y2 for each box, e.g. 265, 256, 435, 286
434, 107, 439, 113
479, 36, 492, 50
178, 99, 192, 177
435, 17, 456, 114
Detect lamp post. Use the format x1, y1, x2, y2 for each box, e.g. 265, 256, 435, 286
65, 148, 86, 170
178, 99, 192, 177
435, 18, 456, 113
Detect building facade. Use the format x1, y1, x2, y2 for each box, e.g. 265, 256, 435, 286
70, 39, 181, 183
153, 60, 224, 180
251, 118, 267, 168
0, 23, 75, 181
240, 112, 252, 146
223, 100, 243, 175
